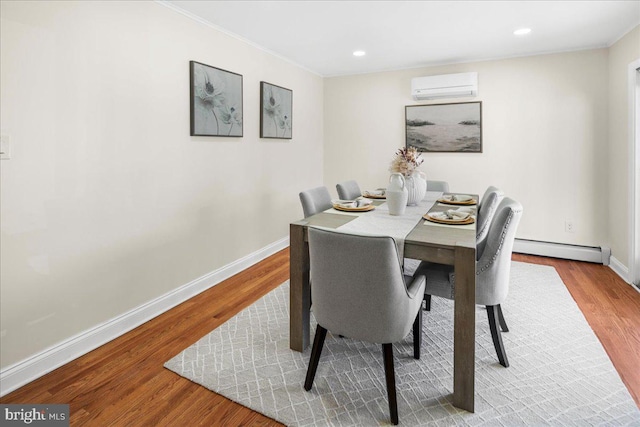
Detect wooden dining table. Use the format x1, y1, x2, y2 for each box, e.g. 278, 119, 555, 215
289, 194, 478, 412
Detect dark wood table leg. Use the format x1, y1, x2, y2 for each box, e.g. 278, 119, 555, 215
453, 244, 476, 412
290, 223, 310, 352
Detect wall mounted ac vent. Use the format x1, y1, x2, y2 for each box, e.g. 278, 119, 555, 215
411, 72, 478, 100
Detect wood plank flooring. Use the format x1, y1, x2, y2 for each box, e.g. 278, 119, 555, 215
2, 249, 639, 426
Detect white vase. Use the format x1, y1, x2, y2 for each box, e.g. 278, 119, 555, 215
386, 173, 408, 216
405, 171, 427, 206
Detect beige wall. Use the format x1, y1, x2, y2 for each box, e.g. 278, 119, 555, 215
608, 26, 640, 272
325, 50, 610, 248
0, 1, 323, 368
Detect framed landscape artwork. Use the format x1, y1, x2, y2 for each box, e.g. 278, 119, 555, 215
405, 101, 482, 153
260, 82, 292, 139
190, 61, 243, 137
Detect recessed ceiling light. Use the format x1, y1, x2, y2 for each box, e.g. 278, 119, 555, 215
353, 50, 366, 57
513, 28, 532, 36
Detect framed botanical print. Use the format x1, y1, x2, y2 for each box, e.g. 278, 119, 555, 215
190, 61, 243, 137
405, 101, 482, 152
260, 82, 292, 139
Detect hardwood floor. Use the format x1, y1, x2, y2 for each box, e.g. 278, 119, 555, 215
2, 249, 290, 426
2, 249, 639, 426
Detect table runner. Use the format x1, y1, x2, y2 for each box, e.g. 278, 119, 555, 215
336, 197, 437, 260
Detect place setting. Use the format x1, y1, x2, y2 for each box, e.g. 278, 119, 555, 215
361, 188, 386, 199
331, 197, 375, 212
423, 206, 476, 226
437, 194, 477, 205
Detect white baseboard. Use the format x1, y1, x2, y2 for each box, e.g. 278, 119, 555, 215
0, 237, 289, 397
513, 239, 610, 264
610, 257, 640, 293
609, 255, 633, 286
514, 240, 639, 293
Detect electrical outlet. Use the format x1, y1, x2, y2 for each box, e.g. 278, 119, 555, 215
565, 220, 575, 233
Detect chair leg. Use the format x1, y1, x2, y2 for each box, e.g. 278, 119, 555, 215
424, 294, 431, 311
304, 326, 327, 391
413, 309, 422, 360
487, 305, 509, 368
382, 343, 399, 425
497, 304, 509, 332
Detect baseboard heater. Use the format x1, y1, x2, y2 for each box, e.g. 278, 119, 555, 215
513, 239, 611, 265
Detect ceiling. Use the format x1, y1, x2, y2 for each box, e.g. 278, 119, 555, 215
164, 1, 640, 77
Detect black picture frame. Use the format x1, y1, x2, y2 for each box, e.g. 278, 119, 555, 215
405, 101, 482, 153
190, 60, 243, 137
260, 81, 292, 139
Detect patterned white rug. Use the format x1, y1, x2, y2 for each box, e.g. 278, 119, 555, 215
164, 262, 640, 426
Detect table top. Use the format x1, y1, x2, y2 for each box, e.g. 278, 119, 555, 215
292, 193, 477, 265
407, 201, 476, 250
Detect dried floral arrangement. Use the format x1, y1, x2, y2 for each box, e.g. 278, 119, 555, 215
389, 146, 424, 176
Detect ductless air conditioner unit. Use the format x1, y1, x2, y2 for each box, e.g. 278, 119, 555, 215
411, 72, 478, 100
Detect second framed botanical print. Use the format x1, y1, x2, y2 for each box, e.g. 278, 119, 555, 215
406, 101, 482, 153
260, 82, 292, 139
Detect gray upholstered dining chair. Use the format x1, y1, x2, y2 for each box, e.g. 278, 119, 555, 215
299, 186, 333, 218
427, 180, 450, 193
476, 186, 504, 257
418, 198, 523, 367
336, 180, 362, 200
304, 227, 426, 425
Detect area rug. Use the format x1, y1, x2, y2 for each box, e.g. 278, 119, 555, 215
164, 262, 640, 426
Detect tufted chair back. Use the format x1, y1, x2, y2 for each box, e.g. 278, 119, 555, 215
476, 186, 505, 257
475, 197, 523, 306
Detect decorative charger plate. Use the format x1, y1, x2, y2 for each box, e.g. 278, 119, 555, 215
362, 191, 386, 199
423, 212, 475, 225
437, 195, 477, 205
333, 204, 376, 212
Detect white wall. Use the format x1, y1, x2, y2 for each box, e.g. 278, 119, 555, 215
0, 1, 323, 368
608, 26, 640, 273
324, 49, 610, 248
